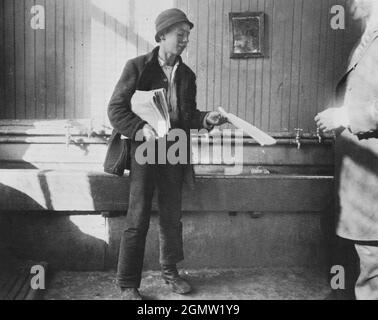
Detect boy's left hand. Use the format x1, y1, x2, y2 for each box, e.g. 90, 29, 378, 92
206, 111, 228, 126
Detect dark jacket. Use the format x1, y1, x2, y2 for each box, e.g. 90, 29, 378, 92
104, 46, 208, 178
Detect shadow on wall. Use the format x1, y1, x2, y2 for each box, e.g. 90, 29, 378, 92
0, 133, 117, 272
91, 0, 155, 52
0, 183, 109, 271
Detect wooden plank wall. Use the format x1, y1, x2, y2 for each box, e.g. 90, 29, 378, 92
0, 0, 91, 120
89, 0, 182, 127
179, 0, 361, 134
0, 0, 361, 134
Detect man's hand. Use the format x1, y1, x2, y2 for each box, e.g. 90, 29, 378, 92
315, 107, 350, 133
142, 124, 158, 141
206, 111, 228, 126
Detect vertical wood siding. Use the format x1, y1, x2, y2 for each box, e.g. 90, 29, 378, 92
180, 0, 361, 134
1, 0, 91, 120
0, 0, 361, 134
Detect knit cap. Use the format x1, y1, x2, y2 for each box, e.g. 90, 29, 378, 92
155, 8, 194, 42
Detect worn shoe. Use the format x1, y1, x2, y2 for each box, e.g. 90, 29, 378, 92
120, 288, 143, 300
162, 265, 192, 294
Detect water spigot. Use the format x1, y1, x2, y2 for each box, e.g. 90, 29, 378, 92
316, 127, 322, 144
65, 124, 73, 148
294, 128, 303, 149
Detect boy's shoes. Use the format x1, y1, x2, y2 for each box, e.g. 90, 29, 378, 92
121, 288, 143, 300
162, 264, 192, 294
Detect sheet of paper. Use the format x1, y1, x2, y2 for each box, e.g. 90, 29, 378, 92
218, 107, 276, 146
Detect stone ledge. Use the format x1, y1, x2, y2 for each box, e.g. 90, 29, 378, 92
0, 168, 333, 212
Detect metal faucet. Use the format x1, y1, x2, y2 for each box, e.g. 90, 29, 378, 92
87, 119, 95, 138
316, 127, 322, 144
65, 124, 73, 148
294, 128, 303, 149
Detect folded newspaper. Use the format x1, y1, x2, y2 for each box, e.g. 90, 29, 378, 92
130, 89, 171, 138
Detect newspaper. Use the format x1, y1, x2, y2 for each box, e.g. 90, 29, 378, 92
131, 89, 171, 138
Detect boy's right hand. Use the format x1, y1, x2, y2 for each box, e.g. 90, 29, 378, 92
142, 124, 158, 141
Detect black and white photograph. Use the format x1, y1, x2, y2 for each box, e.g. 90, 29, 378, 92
1, 0, 378, 305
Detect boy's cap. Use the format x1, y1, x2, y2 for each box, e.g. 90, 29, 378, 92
155, 8, 194, 42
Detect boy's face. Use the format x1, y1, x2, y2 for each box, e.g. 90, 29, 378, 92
160, 23, 191, 56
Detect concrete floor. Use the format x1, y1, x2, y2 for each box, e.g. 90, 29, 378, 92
44, 268, 332, 300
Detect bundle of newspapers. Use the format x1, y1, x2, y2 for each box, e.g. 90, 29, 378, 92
131, 89, 171, 138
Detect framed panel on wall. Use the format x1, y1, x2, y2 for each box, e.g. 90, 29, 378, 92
229, 12, 265, 59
